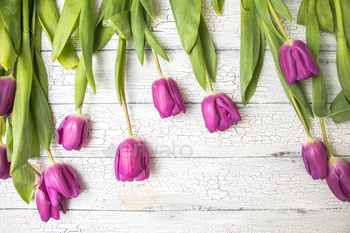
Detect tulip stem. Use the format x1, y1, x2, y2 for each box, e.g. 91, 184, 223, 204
205, 67, 214, 93
9, 63, 16, 77
46, 149, 55, 163
319, 118, 335, 158
78, 103, 83, 115
334, 0, 345, 38
24, 162, 41, 178
266, 0, 290, 41
152, 49, 164, 78
287, 91, 311, 138
120, 40, 133, 137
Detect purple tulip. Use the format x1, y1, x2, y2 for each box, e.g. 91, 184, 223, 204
42, 163, 81, 205
0, 76, 16, 117
57, 113, 88, 151
0, 144, 10, 180
115, 137, 150, 182
36, 176, 66, 222
152, 77, 186, 119
278, 40, 319, 85
302, 138, 328, 180
326, 157, 350, 202
201, 93, 241, 133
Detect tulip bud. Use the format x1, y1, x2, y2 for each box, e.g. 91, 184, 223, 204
115, 137, 150, 182
43, 163, 81, 205
0, 144, 10, 180
326, 157, 350, 202
36, 176, 66, 222
302, 138, 328, 180
201, 93, 241, 133
278, 40, 319, 85
152, 77, 186, 119
0, 76, 16, 117
57, 113, 88, 151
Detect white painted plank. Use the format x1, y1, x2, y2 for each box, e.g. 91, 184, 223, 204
0, 157, 349, 211
44, 103, 350, 158
0, 209, 349, 233
43, 50, 341, 105
46, 0, 337, 52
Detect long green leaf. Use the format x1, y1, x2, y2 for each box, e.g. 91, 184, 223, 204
1, 116, 5, 137
198, 14, 216, 82
341, 0, 350, 47
211, 0, 225, 15
140, 0, 155, 20
0, 0, 21, 56
74, 58, 88, 110
145, 27, 169, 61
12, 166, 36, 204
189, 35, 206, 91
131, 0, 145, 65
51, 0, 84, 62
37, 0, 79, 70
115, 38, 126, 106
297, 0, 308, 26
0, 0, 15, 8
269, 0, 292, 22
6, 120, 12, 161
330, 92, 350, 123
103, 11, 132, 41
80, 0, 95, 94
169, 0, 201, 54
316, 0, 334, 33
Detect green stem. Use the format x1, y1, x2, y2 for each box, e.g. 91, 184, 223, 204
46, 149, 55, 163
120, 40, 133, 137
319, 118, 335, 158
152, 49, 164, 78
24, 162, 41, 178
78, 103, 83, 115
334, 0, 345, 38
287, 91, 311, 138
23, 0, 30, 39
205, 67, 214, 93
9, 63, 16, 77
266, 0, 290, 41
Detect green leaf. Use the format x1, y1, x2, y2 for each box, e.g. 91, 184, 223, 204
51, 0, 84, 62
80, 0, 95, 94
6, 120, 12, 161
140, 0, 155, 20
269, 0, 292, 22
103, 11, 132, 40
0, 0, 21, 56
30, 74, 52, 151
169, 0, 201, 54
189, 35, 207, 91
115, 38, 126, 106
211, 0, 225, 15
0, 0, 15, 8
330, 92, 350, 123
254, 0, 286, 41
145, 27, 169, 61
37, 0, 79, 70
30, 123, 40, 159
0, 13, 16, 71
297, 0, 308, 26
11, 5, 34, 174
305, 0, 319, 58
12, 166, 36, 204
341, 0, 350, 47
74, 58, 88, 110
316, 0, 334, 33
1, 115, 5, 137
262, 19, 313, 130
131, 0, 145, 65
198, 14, 216, 82
336, 38, 350, 103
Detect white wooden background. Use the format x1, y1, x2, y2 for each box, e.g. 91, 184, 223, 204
0, 0, 349, 232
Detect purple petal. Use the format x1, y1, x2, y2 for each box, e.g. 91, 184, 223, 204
46, 187, 61, 207
152, 78, 175, 119
75, 118, 89, 151
301, 139, 328, 180
327, 158, 349, 202
56, 116, 69, 145
36, 188, 52, 222
0, 146, 10, 180
167, 78, 186, 116
61, 164, 81, 199
0, 77, 16, 117
278, 43, 298, 85
44, 164, 70, 199
201, 95, 220, 133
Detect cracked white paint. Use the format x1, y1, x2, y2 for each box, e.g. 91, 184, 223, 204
0, 0, 348, 232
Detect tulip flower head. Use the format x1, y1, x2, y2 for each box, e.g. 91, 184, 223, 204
326, 157, 350, 202
36, 175, 67, 222
57, 113, 88, 151
42, 163, 81, 206
302, 138, 328, 180
0, 76, 16, 117
152, 77, 186, 119
115, 137, 150, 182
0, 144, 10, 180
278, 40, 319, 85
201, 92, 241, 133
